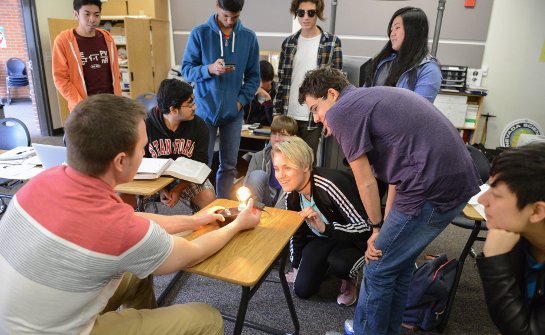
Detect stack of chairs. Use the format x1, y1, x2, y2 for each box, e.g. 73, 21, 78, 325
5, 58, 30, 105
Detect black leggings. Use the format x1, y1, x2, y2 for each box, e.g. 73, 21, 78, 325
293, 238, 365, 299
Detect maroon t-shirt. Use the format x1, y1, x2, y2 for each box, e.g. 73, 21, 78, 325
74, 30, 114, 96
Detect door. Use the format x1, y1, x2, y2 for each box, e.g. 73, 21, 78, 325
47, 18, 78, 126
124, 17, 154, 98
150, 19, 171, 92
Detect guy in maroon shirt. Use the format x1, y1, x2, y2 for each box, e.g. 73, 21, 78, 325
74, 29, 113, 95
52, 0, 121, 111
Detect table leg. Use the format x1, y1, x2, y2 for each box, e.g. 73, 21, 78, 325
438, 220, 482, 332
233, 286, 251, 335
278, 247, 300, 335
222, 248, 300, 334
136, 195, 144, 212
156, 271, 184, 306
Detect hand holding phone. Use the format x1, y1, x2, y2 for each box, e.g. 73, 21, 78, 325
209, 59, 235, 76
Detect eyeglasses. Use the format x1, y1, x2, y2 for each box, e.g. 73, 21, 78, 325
181, 101, 195, 108
296, 9, 317, 18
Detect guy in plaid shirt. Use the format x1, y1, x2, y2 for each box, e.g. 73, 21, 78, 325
273, 0, 342, 161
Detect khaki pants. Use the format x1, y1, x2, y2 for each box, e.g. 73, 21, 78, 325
91, 273, 223, 335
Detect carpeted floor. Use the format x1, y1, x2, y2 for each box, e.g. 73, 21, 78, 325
151, 203, 498, 335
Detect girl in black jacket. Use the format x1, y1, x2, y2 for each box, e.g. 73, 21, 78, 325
271, 137, 372, 306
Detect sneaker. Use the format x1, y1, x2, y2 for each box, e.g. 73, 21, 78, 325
337, 276, 358, 306
344, 319, 354, 335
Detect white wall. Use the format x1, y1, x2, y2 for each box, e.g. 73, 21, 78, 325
480, 0, 545, 148
36, 0, 74, 129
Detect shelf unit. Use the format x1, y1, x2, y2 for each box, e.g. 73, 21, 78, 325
440, 65, 468, 93
434, 91, 485, 144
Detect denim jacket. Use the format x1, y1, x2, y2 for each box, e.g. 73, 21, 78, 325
374, 53, 442, 103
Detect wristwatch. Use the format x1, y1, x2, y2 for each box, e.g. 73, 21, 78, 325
368, 218, 383, 229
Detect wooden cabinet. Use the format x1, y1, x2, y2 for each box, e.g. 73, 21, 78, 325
101, 0, 168, 19
434, 92, 485, 144
128, 0, 169, 20
48, 17, 171, 125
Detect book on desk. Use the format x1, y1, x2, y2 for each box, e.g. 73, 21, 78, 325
135, 157, 211, 184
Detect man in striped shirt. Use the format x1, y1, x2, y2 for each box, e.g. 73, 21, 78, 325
0, 94, 261, 335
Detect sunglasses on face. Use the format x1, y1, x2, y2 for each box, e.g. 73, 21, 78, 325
296, 9, 317, 18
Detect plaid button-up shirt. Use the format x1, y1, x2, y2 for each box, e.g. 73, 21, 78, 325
273, 27, 343, 116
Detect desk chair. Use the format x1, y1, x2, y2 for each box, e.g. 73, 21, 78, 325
5, 58, 30, 105
438, 145, 491, 332
135, 92, 157, 113
0, 118, 31, 214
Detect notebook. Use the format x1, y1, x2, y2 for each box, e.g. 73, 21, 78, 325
32, 143, 67, 169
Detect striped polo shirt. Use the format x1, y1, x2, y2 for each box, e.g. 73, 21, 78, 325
0, 166, 173, 334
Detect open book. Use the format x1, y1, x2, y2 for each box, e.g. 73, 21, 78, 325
164, 157, 211, 184
135, 158, 172, 180
135, 157, 211, 184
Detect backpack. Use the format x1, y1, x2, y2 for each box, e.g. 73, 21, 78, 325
402, 254, 458, 331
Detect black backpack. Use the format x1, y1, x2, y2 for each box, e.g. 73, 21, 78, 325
402, 254, 458, 331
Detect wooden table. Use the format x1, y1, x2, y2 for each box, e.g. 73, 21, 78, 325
175, 199, 304, 334
241, 126, 271, 141
462, 203, 483, 221
439, 204, 486, 331
115, 177, 174, 211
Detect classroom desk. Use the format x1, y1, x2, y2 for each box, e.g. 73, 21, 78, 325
0, 150, 173, 213
241, 126, 271, 141
115, 177, 174, 212
183, 199, 304, 335
0, 149, 43, 214
439, 204, 486, 331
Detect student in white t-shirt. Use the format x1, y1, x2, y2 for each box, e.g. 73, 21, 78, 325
273, 0, 342, 161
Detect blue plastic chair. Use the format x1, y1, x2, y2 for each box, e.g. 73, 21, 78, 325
0, 117, 31, 214
5, 58, 30, 105
136, 92, 158, 113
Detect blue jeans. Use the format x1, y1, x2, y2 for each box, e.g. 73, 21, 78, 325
353, 200, 466, 335
244, 170, 273, 206
206, 117, 243, 199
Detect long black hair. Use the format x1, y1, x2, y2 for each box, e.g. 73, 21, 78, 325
363, 7, 430, 89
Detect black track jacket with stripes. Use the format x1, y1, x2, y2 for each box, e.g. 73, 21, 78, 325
286, 168, 372, 268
